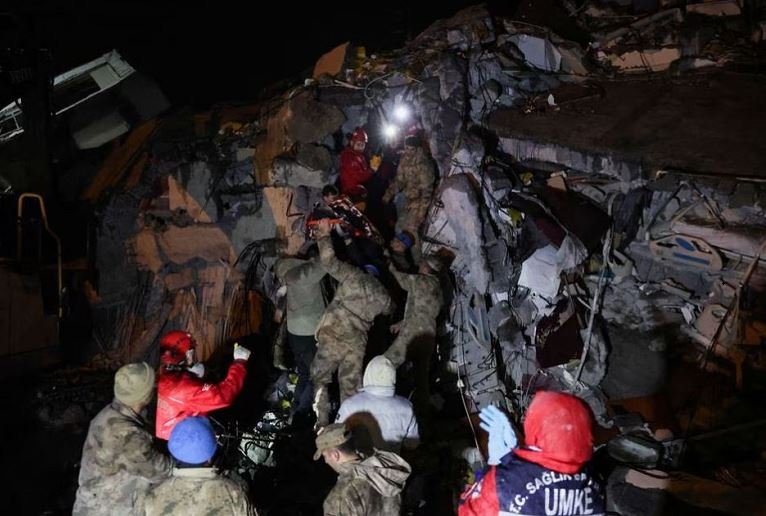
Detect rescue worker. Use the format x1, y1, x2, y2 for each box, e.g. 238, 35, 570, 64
339, 127, 381, 196
135, 416, 257, 515
311, 218, 394, 428
274, 251, 326, 423
384, 254, 443, 416
73, 362, 171, 515
315, 423, 411, 516
336, 355, 419, 453
156, 330, 251, 440
382, 131, 436, 264
459, 391, 606, 516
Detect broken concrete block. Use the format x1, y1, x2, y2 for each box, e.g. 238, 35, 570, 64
425, 174, 491, 293
730, 182, 756, 208
558, 45, 588, 76
286, 94, 345, 144
670, 219, 766, 259
607, 47, 681, 73
254, 109, 291, 185
686, 0, 741, 16
198, 265, 228, 314
413, 4, 495, 51
157, 225, 235, 265
272, 157, 336, 189
508, 34, 562, 72
448, 134, 485, 178
294, 142, 333, 172
131, 228, 163, 272
164, 268, 196, 291
168, 165, 216, 223
313, 42, 350, 79
236, 147, 255, 162
649, 234, 723, 271
230, 187, 305, 256
596, 8, 684, 50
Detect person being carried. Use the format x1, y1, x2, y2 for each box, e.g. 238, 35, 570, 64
308, 184, 386, 271
315, 423, 411, 516
156, 331, 251, 440
73, 362, 171, 515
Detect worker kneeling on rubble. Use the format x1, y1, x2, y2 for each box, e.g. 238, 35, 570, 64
315, 423, 411, 516
459, 391, 605, 516
135, 416, 257, 515
311, 219, 394, 428
336, 355, 419, 453
73, 362, 171, 515
156, 330, 251, 440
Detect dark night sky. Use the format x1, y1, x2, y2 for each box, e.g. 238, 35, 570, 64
5, 1, 496, 107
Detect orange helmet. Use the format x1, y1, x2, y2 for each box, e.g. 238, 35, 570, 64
159, 330, 195, 364
350, 127, 368, 145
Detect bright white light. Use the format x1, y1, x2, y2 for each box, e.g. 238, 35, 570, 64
382, 123, 398, 139
392, 104, 410, 123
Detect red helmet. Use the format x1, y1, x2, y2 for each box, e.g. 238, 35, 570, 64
514, 391, 594, 474
350, 127, 368, 145
159, 330, 195, 364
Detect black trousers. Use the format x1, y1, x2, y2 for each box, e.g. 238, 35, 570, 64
287, 332, 317, 415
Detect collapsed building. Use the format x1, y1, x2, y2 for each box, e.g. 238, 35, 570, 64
4, 2, 766, 514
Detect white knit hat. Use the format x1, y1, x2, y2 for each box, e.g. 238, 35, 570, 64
362, 356, 396, 389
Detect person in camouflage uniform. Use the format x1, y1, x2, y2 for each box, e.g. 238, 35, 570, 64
382, 134, 436, 263
384, 254, 443, 418
73, 363, 171, 515
315, 423, 411, 516
135, 416, 256, 515
311, 219, 394, 428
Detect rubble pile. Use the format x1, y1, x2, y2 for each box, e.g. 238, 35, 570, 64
84, 1, 766, 475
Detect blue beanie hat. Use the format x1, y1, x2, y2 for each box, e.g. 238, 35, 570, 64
363, 264, 380, 277
168, 416, 217, 465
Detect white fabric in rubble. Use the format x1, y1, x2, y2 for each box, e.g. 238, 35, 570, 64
518, 236, 587, 300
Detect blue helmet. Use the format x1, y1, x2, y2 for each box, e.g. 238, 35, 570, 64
168, 416, 218, 465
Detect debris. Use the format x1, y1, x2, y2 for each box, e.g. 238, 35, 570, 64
649, 234, 724, 271
686, 0, 742, 17
157, 225, 236, 265
607, 48, 682, 73
507, 34, 562, 72
313, 42, 350, 79
164, 269, 196, 291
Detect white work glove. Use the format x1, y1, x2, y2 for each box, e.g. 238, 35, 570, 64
233, 343, 251, 362
479, 405, 518, 465
187, 363, 205, 378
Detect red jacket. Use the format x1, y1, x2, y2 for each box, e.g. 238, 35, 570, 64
459, 392, 601, 516
156, 361, 247, 440
339, 147, 373, 195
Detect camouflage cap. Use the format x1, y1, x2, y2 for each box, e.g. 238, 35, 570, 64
313, 423, 351, 460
